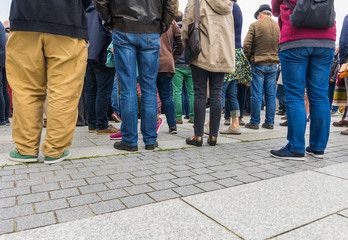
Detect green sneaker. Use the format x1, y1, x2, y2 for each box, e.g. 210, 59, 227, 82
44, 150, 71, 165
8, 150, 38, 163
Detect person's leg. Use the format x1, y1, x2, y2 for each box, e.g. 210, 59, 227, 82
264, 65, 278, 126
191, 65, 208, 136
6, 32, 47, 156
276, 84, 287, 111
0, 68, 5, 125
208, 71, 225, 136
111, 73, 121, 115
249, 65, 265, 126
306, 48, 335, 151
41, 33, 87, 158
172, 69, 184, 121
280, 48, 308, 154
85, 62, 97, 131
227, 80, 240, 129
183, 69, 195, 120
113, 31, 138, 147
156, 73, 176, 128
221, 81, 229, 112
76, 77, 87, 126
137, 33, 160, 145
2, 71, 10, 123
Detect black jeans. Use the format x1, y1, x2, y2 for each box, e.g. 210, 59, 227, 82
191, 65, 224, 136
0, 69, 10, 124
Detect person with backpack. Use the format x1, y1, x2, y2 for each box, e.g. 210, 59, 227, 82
271, 0, 336, 160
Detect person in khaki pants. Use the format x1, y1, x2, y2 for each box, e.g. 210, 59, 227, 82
7, 0, 91, 164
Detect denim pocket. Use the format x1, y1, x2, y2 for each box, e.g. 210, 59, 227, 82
112, 31, 129, 45
147, 34, 160, 50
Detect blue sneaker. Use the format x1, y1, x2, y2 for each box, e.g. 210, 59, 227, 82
306, 146, 324, 159
270, 147, 305, 161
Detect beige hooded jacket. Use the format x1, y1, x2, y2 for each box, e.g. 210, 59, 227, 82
182, 0, 235, 73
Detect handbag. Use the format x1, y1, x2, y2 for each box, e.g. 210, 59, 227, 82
184, 0, 201, 64
339, 63, 348, 79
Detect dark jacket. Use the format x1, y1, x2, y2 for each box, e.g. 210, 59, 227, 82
94, 0, 178, 34
0, 22, 6, 70
175, 22, 188, 69
158, 20, 184, 73
339, 15, 348, 64
86, 4, 111, 63
9, 0, 91, 40
329, 53, 339, 81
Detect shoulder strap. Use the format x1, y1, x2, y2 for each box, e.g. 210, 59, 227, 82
284, 0, 294, 11
194, 0, 200, 23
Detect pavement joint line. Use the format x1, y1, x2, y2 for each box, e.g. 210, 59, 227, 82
266, 212, 339, 239
179, 198, 245, 240
310, 169, 348, 182
337, 213, 348, 219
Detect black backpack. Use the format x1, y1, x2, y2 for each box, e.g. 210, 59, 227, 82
284, 0, 335, 29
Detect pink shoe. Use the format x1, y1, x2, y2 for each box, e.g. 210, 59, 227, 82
111, 112, 121, 122
110, 131, 122, 140
156, 117, 164, 134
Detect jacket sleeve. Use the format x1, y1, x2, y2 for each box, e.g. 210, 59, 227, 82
82, 0, 92, 9
162, 0, 179, 32
339, 15, 348, 64
181, 0, 194, 49
94, 0, 111, 23
243, 24, 255, 62
271, 0, 282, 17
172, 21, 184, 62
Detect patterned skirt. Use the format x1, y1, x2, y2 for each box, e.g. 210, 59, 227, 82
224, 48, 252, 84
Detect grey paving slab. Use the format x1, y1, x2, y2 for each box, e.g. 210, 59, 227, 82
16, 212, 56, 231
89, 199, 126, 214
0, 199, 237, 240
97, 188, 129, 201
183, 171, 348, 240
0, 219, 14, 235
313, 162, 348, 180
55, 206, 93, 223
0, 197, 16, 208
35, 199, 69, 213
49, 188, 80, 199
273, 215, 348, 240
120, 194, 154, 208
148, 189, 180, 202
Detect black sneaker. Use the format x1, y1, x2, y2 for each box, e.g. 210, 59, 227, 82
113, 141, 138, 152
169, 126, 177, 134
270, 147, 305, 161
145, 141, 158, 150
306, 146, 324, 159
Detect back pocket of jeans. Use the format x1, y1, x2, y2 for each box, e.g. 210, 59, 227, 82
113, 31, 129, 45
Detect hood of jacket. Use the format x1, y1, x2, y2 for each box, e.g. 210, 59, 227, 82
206, 0, 233, 15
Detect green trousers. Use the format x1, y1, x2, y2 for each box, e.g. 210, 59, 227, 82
172, 68, 194, 120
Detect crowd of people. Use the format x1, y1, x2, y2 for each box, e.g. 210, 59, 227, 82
0, 0, 347, 164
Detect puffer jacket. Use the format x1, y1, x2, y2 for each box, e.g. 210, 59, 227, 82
94, 0, 178, 34
182, 0, 235, 73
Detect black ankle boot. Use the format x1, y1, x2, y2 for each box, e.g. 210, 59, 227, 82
186, 136, 203, 146
207, 135, 217, 146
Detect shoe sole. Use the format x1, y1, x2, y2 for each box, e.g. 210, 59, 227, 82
156, 120, 165, 134
8, 156, 38, 163
110, 137, 122, 140
306, 151, 324, 159
270, 153, 305, 161
44, 152, 72, 165
169, 131, 177, 134
89, 130, 96, 133
111, 115, 121, 123
97, 131, 120, 135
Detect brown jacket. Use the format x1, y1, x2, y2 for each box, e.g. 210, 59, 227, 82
243, 17, 280, 65
159, 21, 184, 73
182, 0, 235, 73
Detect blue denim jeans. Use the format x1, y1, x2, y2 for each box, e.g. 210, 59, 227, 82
113, 30, 160, 146
237, 83, 247, 118
111, 74, 120, 115
276, 84, 286, 110
279, 47, 334, 153
222, 80, 240, 118
250, 64, 277, 125
0, 68, 10, 125
157, 72, 176, 127
85, 61, 115, 130
182, 83, 191, 117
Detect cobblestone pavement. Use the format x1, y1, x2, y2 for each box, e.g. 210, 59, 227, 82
1, 133, 347, 234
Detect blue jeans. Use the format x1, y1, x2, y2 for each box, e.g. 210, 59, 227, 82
279, 47, 334, 153
276, 84, 286, 110
85, 61, 115, 130
157, 72, 176, 127
237, 83, 247, 118
0, 68, 10, 125
182, 83, 191, 117
113, 30, 159, 146
250, 64, 277, 125
222, 80, 240, 118
111, 74, 121, 115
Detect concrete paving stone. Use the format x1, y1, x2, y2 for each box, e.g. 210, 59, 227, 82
32, 183, 60, 193
267, 168, 292, 177
54, 169, 79, 176
0, 204, 33, 220
148, 189, 180, 202
153, 162, 175, 168
215, 178, 243, 187
0, 219, 14, 235
79, 183, 108, 194
251, 171, 277, 180
259, 163, 281, 171
191, 168, 214, 175
239, 161, 260, 167
49, 188, 80, 199
173, 185, 203, 197
56, 206, 93, 223
191, 174, 217, 183
16, 178, 44, 187
339, 209, 348, 218
272, 161, 296, 168
39, 165, 63, 172
280, 166, 304, 173
170, 160, 191, 166
124, 184, 154, 195
129, 176, 155, 185
89, 199, 126, 215
2, 165, 26, 170
209, 171, 235, 179
183, 171, 348, 240
0, 197, 16, 208
273, 215, 348, 240
243, 166, 265, 173
1, 173, 28, 182
78, 166, 102, 173
105, 179, 133, 189
60, 179, 87, 189
35, 199, 69, 213
120, 194, 154, 208
15, 168, 39, 174
152, 173, 177, 181
93, 169, 117, 176
314, 162, 348, 180
187, 162, 207, 168
108, 172, 133, 181
67, 193, 101, 207
0, 181, 14, 190
85, 176, 112, 185
42, 175, 70, 184
0, 170, 13, 176
29, 172, 55, 179
0, 186, 30, 198
195, 182, 224, 192
97, 188, 129, 200
171, 177, 198, 186
83, 160, 105, 167
149, 180, 178, 191
131, 170, 154, 177
18, 192, 49, 205
233, 174, 261, 183
134, 165, 155, 171
151, 167, 173, 174
62, 163, 85, 169
169, 165, 192, 172
171, 170, 195, 178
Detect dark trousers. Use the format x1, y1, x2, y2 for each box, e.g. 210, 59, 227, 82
156, 72, 176, 127
0, 69, 10, 124
191, 65, 224, 136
